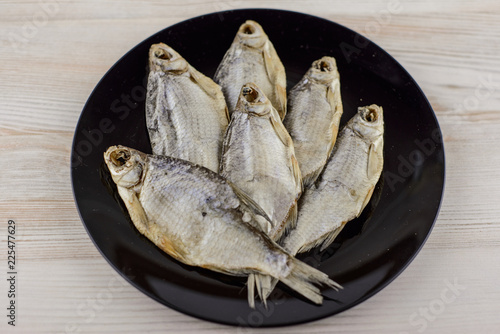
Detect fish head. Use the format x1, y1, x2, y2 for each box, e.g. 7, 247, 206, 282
351, 105, 384, 141
236, 20, 268, 49
104, 145, 147, 189
307, 56, 339, 85
236, 83, 273, 116
149, 43, 189, 74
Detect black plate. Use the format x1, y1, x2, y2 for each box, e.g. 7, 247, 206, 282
71, 8, 445, 327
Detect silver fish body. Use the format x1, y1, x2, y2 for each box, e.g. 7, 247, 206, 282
146, 43, 229, 172
220, 83, 302, 241
282, 105, 384, 255
104, 145, 340, 308
283, 56, 343, 188
214, 20, 287, 119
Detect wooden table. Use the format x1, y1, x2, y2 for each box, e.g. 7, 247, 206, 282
1, 1, 499, 333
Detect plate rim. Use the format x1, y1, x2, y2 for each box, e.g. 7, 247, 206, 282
71, 7, 446, 327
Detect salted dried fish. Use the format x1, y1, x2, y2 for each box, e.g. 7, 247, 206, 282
281, 105, 384, 255
283, 56, 343, 188
220, 83, 302, 241
104, 145, 341, 308
146, 43, 229, 172
214, 20, 287, 119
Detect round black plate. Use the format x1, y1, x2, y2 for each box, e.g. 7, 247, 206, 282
71, 9, 445, 327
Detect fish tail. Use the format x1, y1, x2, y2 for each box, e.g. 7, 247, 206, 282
263, 277, 279, 299
279, 258, 342, 305
247, 273, 274, 308
247, 273, 256, 309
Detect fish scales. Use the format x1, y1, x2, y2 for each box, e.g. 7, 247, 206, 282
214, 20, 287, 119
283, 104, 384, 255
104, 145, 341, 308
146, 43, 229, 172
220, 83, 302, 241
284, 56, 343, 188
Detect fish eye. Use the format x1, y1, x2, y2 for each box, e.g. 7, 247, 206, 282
110, 149, 131, 167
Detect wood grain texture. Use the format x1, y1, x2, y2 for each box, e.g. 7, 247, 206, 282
1, 0, 500, 333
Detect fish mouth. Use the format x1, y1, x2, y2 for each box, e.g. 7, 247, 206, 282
237, 20, 266, 48
238, 83, 271, 115
153, 48, 173, 60
242, 86, 260, 103
150, 44, 178, 62
360, 105, 382, 123
149, 43, 188, 73
309, 57, 339, 83
104, 146, 133, 173
109, 147, 131, 168
104, 146, 146, 188
314, 59, 334, 73
241, 22, 257, 35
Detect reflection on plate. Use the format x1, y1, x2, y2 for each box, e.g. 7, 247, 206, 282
71, 9, 445, 327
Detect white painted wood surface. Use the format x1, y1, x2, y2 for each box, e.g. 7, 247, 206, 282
1, 1, 500, 333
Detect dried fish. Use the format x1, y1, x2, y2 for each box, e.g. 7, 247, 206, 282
282, 105, 384, 255
146, 43, 229, 172
283, 56, 343, 188
214, 20, 287, 119
104, 145, 341, 308
220, 83, 302, 241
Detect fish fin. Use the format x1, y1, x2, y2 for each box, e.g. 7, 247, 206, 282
121, 187, 186, 263
262, 42, 287, 119
188, 65, 222, 100
362, 142, 382, 214
279, 256, 342, 305
288, 154, 302, 231
286, 201, 298, 232
295, 222, 345, 254
319, 223, 347, 252
118, 187, 149, 235
262, 42, 276, 84
281, 203, 298, 242
302, 166, 325, 190
270, 201, 297, 242
326, 78, 343, 117
275, 83, 287, 120
219, 119, 234, 173
226, 180, 272, 224
326, 80, 343, 152
269, 114, 292, 148
223, 104, 230, 123
247, 274, 256, 309
291, 154, 303, 194
288, 203, 298, 231
367, 143, 382, 180
247, 274, 273, 308
159, 235, 188, 263
358, 185, 375, 217
263, 278, 279, 299
255, 274, 267, 308
326, 82, 337, 113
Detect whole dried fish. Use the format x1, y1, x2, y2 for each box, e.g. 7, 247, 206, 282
146, 43, 229, 172
282, 105, 384, 255
220, 83, 302, 241
283, 56, 343, 188
104, 145, 341, 308
214, 20, 287, 119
